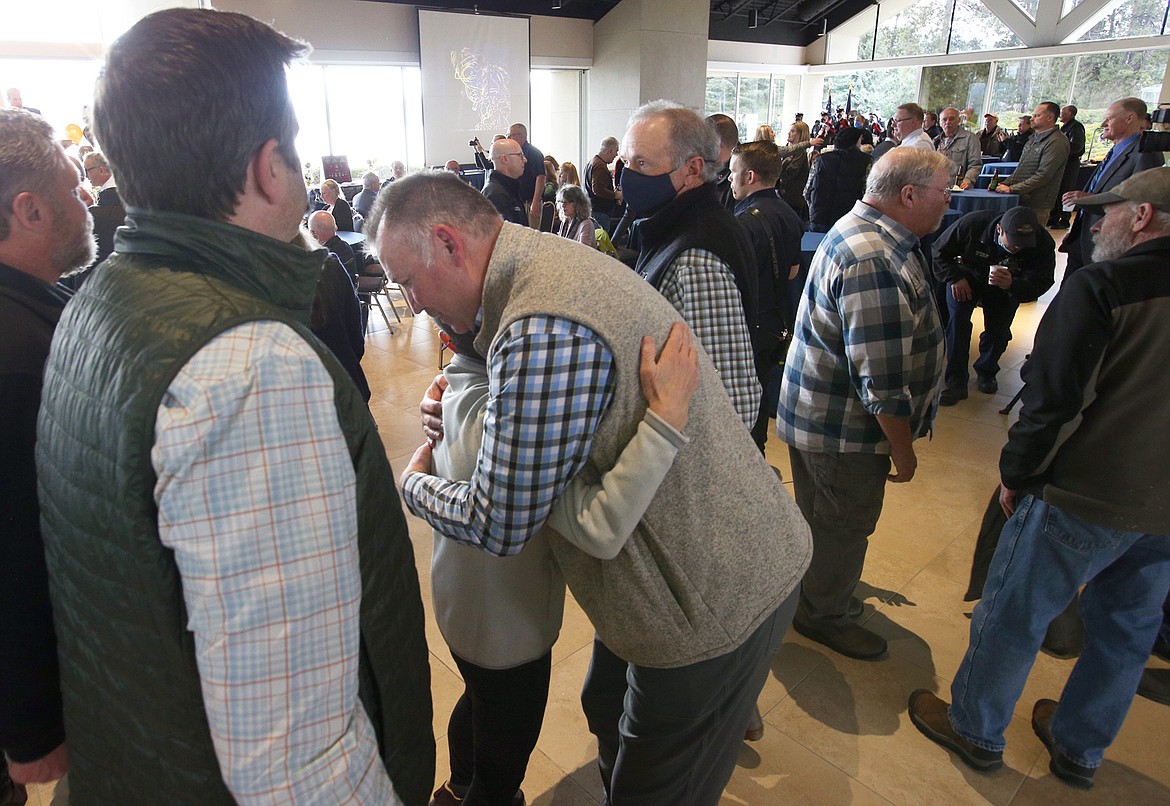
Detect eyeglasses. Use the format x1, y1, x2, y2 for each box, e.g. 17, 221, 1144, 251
913, 184, 953, 199
84, 164, 103, 174
496, 152, 524, 161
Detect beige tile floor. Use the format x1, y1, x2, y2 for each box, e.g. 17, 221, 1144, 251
25, 246, 1169, 806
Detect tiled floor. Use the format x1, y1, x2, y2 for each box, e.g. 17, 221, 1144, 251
27, 246, 1168, 805
357, 250, 1170, 805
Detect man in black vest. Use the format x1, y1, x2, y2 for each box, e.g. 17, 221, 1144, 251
728, 139, 804, 453
35, 9, 432, 803
624, 100, 761, 429
482, 138, 529, 227
0, 107, 94, 806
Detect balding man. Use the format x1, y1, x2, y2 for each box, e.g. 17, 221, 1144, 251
483, 138, 528, 226
934, 107, 982, 189
507, 122, 546, 225
779, 148, 949, 660
0, 108, 94, 800
5, 87, 40, 115
1049, 105, 1086, 229
1059, 97, 1163, 275
585, 136, 622, 218
910, 168, 1170, 791
623, 100, 761, 429
367, 171, 810, 805
308, 209, 356, 274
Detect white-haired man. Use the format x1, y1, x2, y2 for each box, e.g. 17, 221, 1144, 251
621, 99, 762, 429
778, 147, 949, 660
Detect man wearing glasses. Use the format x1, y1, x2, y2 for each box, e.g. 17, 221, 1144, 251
82, 152, 118, 207
778, 148, 950, 661
892, 103, 935, 152
482, 138, 529, 227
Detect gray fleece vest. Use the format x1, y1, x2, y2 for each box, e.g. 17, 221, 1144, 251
475, 224, 812, 668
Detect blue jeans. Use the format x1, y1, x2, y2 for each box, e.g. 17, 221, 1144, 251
949, 495, 1170, 767
943, 283, 1018, 390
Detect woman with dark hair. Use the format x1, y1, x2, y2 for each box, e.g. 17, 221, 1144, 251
555, 184, 598, 248
805, 126, 870, 233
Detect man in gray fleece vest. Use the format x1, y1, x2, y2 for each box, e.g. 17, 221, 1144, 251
367, 172, 812, 805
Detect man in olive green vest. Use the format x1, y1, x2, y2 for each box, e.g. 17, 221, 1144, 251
35, 9, 433, 804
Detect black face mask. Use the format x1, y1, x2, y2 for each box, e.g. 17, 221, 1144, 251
621, 166, 679, 219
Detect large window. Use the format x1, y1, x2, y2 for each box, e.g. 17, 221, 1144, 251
921, 63, 991, 119
822, 68, 921, 121
1075, 0, 1169, 41
704, 72, 791, 141
988, 55, 1078, 129
530, 69, 582, 170
873, 0, 953, 60
288, 64, 423, 183
950, 0, 1025, 53
0, 58, 101, 134
828, 5, 878, 63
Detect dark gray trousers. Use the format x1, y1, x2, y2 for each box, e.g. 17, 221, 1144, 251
580, 591, 798, 805
789, 447, 890, 624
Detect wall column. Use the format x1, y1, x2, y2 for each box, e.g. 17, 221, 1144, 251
587, 0, 709, 156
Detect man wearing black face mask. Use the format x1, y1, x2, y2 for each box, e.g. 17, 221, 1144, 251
622, 99, 762, 429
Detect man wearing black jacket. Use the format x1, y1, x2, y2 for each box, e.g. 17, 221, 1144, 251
481, 138, 529, 227
1048, 105, 1086, 229
729, 139, 803, 452
0, 107, 95, 800
909, 167, 1170, 792
933, 206, 1054, 404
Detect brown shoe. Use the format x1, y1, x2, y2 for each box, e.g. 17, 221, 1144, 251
1032, 699, 1095, 789
908, 689, 1003, 772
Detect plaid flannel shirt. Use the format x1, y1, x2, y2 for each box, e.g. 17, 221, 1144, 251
403, 315, 615, 556
778, 201, 943, 454
153, 321, 399, 804
659, 248, 761, 429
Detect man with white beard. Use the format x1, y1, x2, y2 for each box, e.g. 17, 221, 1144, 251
909, 167, 1170, 791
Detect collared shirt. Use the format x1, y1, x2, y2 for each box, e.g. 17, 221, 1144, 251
403, 315, 616, 556
659, 248, 761, 428
778, 201, 943, 454
934, 128, 983, 185
152, 321, 399, 804
899, 128, 935, 151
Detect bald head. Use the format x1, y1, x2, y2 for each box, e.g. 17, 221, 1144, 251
490, 138, 526, 180
308, 209, 337, 244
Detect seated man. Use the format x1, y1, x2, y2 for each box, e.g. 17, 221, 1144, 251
308, 209, 357, 275
352, 171, 380, 218
933, 206, 1055, 404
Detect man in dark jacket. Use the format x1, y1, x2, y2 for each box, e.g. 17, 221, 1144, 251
35, 9, 432, 804
729, 139, 804, 452
1059, 97, 1164, 275
933, 206, 1055, 404
806, 126, 869, 232
910, 167, 1170, 792
0, 107, 94, 805
1048, 105, 1086, 228
482, 138, 529, 226
1002, 115, 1033, 162
624, 101, 761, 428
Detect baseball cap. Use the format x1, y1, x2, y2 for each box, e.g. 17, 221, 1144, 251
998, 206, 1040, 248
1075, 166, 1170, 213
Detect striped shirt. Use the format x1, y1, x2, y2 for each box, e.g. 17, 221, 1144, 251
778, 201, 943, 454
659, 248, 761, 429
403, 315, 615, 556
153, 321, 399, 804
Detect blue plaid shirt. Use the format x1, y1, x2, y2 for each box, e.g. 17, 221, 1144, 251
778, 201, 943, 454
403, 314, 615, 556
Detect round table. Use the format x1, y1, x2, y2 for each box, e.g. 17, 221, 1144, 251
948, 189, 1020, 215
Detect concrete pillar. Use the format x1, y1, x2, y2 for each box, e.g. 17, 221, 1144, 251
588, 0, 709, 151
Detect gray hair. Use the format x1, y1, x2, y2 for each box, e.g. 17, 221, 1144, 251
364, 171, 499, 261
0, 108, 59, 242
556, 183, 591, 220
600, 136, 618, 150
628, 99, 721, 183
865, 147, 952, 202
362, 170, 380, 189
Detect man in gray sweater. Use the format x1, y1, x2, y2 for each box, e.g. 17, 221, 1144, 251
367, 172, 812, 805
993, 101, 1070, 219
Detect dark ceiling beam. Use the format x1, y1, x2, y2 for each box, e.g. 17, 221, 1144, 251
720, 0, 755, 20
